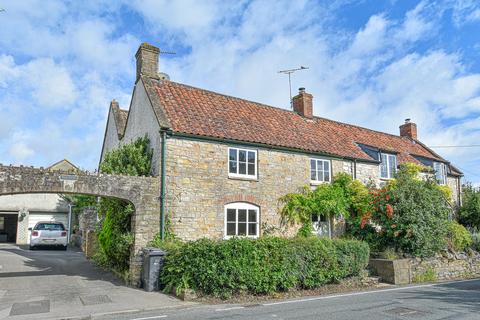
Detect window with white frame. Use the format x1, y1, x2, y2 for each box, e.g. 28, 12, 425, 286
224, 202, 259, 238
228, 147, 257, 179
310, 158, 331, 183
380, 153, 397, 179
433, 162, 447, 185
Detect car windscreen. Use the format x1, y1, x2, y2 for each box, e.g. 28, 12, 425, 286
34, 223, 65, 231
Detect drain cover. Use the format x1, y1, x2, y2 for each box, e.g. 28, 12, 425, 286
385, 307, 427, 317
80, 295, 112, 306
10, 300, 50, 316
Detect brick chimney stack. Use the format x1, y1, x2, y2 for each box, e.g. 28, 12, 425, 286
135, 43, 160, 82
399, 118, 418, 140
292, 87, 313, 118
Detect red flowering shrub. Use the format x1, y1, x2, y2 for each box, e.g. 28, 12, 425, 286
351, 165, 450, 257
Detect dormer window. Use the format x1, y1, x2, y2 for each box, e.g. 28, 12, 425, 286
433, 162, 447, 185
380, 153, 397, 179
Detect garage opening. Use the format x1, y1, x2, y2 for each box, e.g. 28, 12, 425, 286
0, 194, 72, 245
0, 213, 18, 243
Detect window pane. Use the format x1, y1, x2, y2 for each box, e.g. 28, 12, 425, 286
388, 155, 396, 178
238, 223, 247, 235
239, 150, 247, 162
310, 159, 316, 170
238, 209, 247, 222
248, 163, 255, 176
380, 154, 388, 178
248, 151, 255, 163
248, 223, 257, 236
324, 161, 330, 171
229, 149, 237, 161
239, 162, 247, 174
248, 210, 257, 222
317, 170, 324, 182
310, 169, 317, 181
227, 222, 236, 236
229, 161, 237, 174
318, 160, 323, 171
319, 214, 327, 222
324, 169, 330, 182
311, 214, 319, 222
227, 209, 236, 222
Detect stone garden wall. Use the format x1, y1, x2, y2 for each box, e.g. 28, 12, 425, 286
410, 250, 480, 282
370, 250, 480, 284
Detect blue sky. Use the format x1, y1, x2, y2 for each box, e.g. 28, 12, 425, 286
0, 0, 479, 184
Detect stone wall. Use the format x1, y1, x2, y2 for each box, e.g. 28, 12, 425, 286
100, 107, 121, 164
119, 80, 162, 175
410, 251, 480, 282
165, 137, 380, 240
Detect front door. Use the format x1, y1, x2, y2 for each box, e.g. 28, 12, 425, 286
312, 214, 331, 238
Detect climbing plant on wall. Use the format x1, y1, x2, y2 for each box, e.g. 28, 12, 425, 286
95, 136, 153, 276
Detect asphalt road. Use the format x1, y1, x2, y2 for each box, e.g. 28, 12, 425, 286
99, 278, 480, 320
0, 244, 187, 320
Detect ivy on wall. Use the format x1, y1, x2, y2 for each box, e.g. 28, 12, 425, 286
95, 136, 153, 276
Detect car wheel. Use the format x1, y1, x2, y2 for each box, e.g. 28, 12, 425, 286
29, 246, 35, 250
62, 246, 67, 251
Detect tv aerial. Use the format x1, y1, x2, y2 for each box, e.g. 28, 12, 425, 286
278, 66, 309, 109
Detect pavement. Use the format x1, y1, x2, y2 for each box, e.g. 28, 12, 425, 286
0, 243, 191, 320
96, 278, 480, 320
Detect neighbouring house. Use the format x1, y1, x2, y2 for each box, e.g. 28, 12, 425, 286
0, 159, 78, 244
100, 43, 463, 240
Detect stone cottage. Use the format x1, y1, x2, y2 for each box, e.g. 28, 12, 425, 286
100, 43, 463, 240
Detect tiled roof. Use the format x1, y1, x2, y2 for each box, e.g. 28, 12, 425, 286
142, 77, 461, 175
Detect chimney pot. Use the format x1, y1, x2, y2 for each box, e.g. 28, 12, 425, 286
292, 88, 313, 118
135, 43, 160, 82
400, 119, 418, 140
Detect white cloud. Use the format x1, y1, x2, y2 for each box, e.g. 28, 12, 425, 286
9, 142, 34, 161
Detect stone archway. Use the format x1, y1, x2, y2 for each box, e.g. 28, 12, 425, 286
0, 164, 160, 286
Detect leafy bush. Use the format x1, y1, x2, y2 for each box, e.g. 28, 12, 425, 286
447, 221, 473, 252
472, 231, 480, 252
279, 173, 370, 237
459, 184, 480, 229
348, 163, 450, 257
95, 137, 153, 274
160, 237, 369, 298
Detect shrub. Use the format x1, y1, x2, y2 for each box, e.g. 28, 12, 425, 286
160, 237, 369, 298
94, 136, 153, 274
459, 184, 480, 229
472, 231, 480, 252
447, 221, 473, 252
350, 164, 450, 257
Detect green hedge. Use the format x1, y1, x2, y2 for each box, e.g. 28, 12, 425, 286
160, 237, 369, 298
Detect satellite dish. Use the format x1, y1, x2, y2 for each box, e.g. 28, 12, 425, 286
158, 72, 170, 80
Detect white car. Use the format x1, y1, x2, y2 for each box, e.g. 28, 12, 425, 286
29, 221, 68, 250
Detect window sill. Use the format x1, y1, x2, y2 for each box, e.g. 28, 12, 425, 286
228, 174, 258, 182
310, 180, 330, 186
379, 177, 394, 181
224, 235, 259, 240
